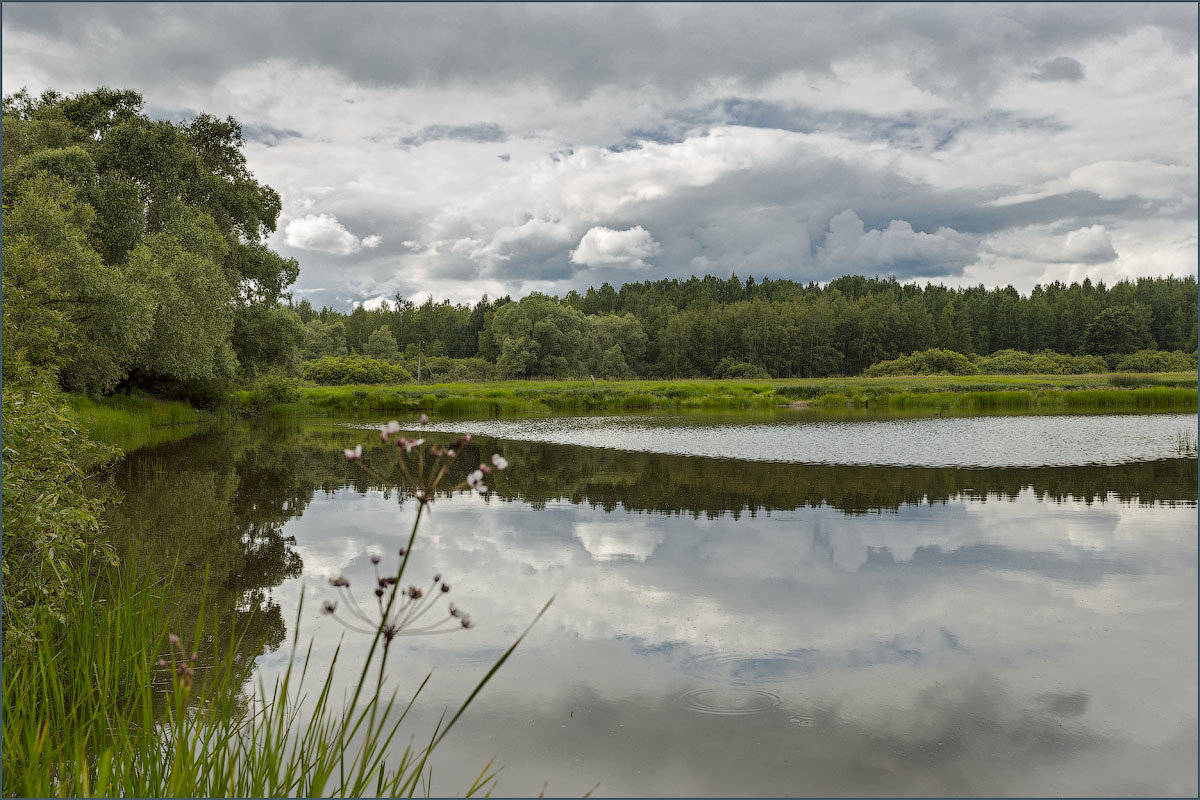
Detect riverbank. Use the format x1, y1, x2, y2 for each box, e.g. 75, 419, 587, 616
68, 393, 213, 462
229, 373, 1198, 417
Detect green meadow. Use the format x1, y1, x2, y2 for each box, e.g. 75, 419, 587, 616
228, 373, 1198, 418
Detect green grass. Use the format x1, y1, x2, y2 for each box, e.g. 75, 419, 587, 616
68, 394, 210, 460
3, 552, 544, 798
229, 373, 1197, 417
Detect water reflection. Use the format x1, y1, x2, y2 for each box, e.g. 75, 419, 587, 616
416, 411, 1197, 467
102, 418, 1197, 796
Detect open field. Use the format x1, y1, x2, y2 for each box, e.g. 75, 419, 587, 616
229, 372, 1198, 417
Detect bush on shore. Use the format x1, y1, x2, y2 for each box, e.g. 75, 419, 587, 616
1, 386, 116, 651
863, 349, 978, 377
1113, 349, 1197, 373
972, 349, 1108, 375
865, 347, 1194, 377
302, 355, 414, 385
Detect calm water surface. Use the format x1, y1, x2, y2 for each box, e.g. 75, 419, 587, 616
105, 412, 1198, 797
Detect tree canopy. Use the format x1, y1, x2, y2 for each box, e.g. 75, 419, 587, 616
2, 87, 302, 397
295, 273, 1197, 379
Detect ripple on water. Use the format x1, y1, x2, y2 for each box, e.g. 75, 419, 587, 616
680, 651, 830, 685
677, 687, 782, 715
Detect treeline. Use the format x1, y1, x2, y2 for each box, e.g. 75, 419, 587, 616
296, 273, 1198, 380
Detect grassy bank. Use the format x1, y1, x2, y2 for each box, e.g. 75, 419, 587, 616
68, 394, 211, 459
230, 373, 1198, 417
2, 560, 516, 798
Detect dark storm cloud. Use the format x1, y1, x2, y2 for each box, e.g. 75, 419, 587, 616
1033, 56, 1087, 82
634, 98, 1069, 152
144, 104, 301, 146
4, 3, 1193, 101
241, 122, 303, 147
398, 123, 506, 148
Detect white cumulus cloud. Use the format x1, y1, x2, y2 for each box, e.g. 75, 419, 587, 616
817, 210, 976, 274
984, 224, 1119, 265
284, 213, 381, 256
570, 226, 662, 269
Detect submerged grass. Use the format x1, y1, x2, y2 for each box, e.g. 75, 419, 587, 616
230, 373, 1197, 417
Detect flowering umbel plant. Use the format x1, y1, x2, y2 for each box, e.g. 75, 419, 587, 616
157, 632, 198, 692
324, 414, 508, 649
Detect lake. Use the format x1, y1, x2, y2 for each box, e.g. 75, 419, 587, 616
104, 411, 1198, 797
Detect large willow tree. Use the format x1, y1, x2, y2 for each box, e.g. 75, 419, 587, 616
2, 87, 304, 398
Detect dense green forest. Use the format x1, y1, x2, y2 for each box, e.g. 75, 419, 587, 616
296, 271, 1197, 380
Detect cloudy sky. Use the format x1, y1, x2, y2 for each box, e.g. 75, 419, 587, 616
4, 3, 1196, 310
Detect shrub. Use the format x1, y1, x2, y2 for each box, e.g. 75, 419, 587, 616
245, 374, 302, 409
971, 349, 1106, 375
1114, 349, 1197, 373
414, 356, 499, 383
863, 349, 978, 377
714, 357, 769, 379
1, 386, 115, 652
302, 356, 414, 385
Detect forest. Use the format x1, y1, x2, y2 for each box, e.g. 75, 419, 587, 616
296, 273, 1198, 381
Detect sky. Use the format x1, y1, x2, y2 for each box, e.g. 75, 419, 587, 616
3, 2, 1197, 310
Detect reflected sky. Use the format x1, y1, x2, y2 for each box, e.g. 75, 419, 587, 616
266, 488, 1195, 796
105, 416, 1198, 796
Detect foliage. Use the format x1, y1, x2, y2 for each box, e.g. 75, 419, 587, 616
414, 356, 499, 383
487, 294, 590, 378
971, 349, 1108, 375
714, 358, 770, 379
1084, 304, 1155, 356
1, 386, 115, 650
244, 375, 303, 410
293, 273, 1197, 379
3, 173, 154, 395
302, 318, 349, 360
364, 326, 401, 362
1113, 349, 1197, 373
302, 355, 414, 385
863, 348, 979, 377
2, 87, 302, 398
233, 304, 306, 379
